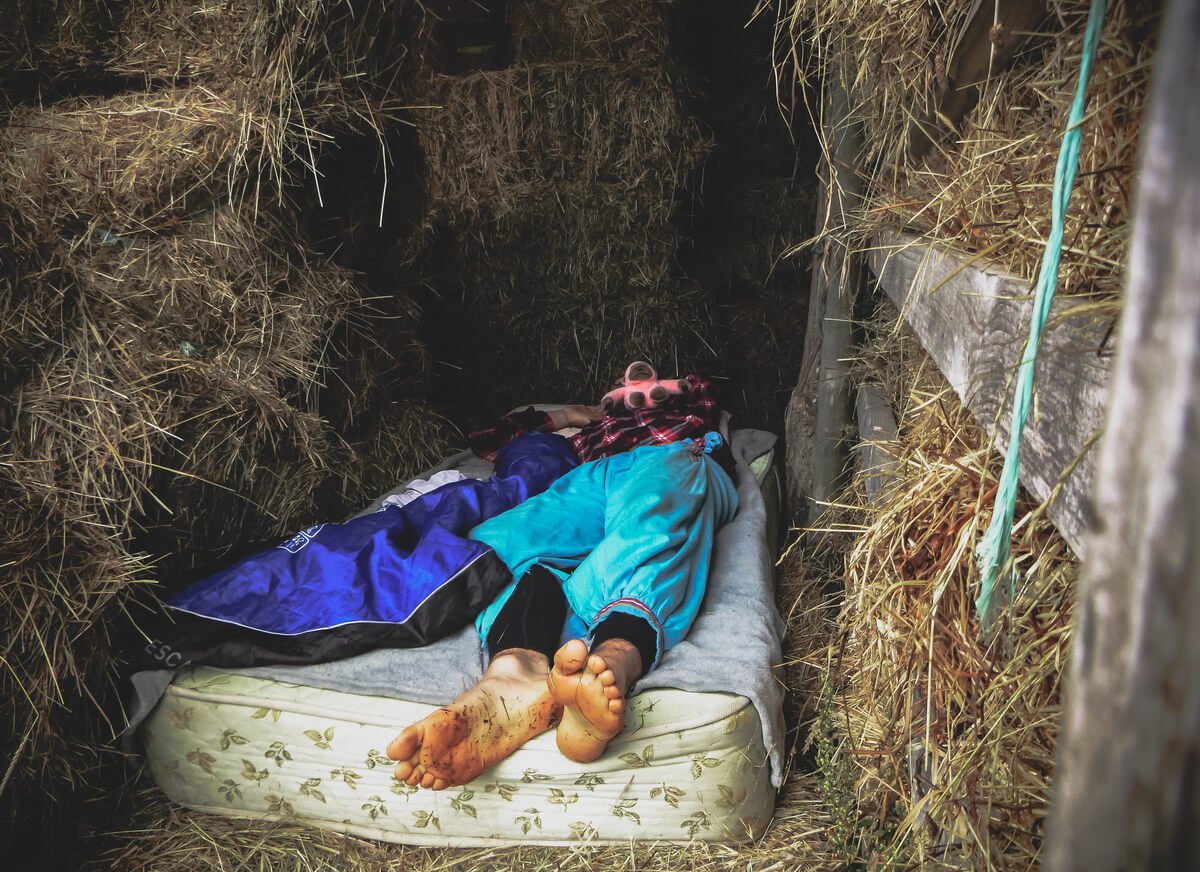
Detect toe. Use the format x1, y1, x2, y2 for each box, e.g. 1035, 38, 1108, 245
420, 770, 436, 789
394, 761, 414, 781
554, 639, 589, 674
597, 668, 617, 687
432, 776, 450, 791
586, 653, 608, 676
603, 683, 622, 700
608, 698, 626, 715
387, 725, 420, 760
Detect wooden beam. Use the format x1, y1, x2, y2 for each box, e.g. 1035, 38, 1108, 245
1047, 0, 1200, 866
867, 232, 1110, 557
784, 64, 861, 525
784, 252, 825, 523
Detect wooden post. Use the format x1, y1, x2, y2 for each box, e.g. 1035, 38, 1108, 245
1046, 0, 1200, 867
855, 384, 898, 503
784, 62, 860, 525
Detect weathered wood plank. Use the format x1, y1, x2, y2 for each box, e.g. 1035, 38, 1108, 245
1047, 0, 1200, 866
855, 384, 898, 503
867, 231, 1111, 557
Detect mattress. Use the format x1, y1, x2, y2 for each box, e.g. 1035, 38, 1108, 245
141, 430, 784, 845
143, 667, 774, 846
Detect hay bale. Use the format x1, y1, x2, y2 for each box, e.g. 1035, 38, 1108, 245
0, 89, 280, 234
779, 0, 1160, 297
330, 400, 452, 510
0, 451, 156, 831
0, 312, 334, 564
809, 305, 1075, 867
415, 62, 709, 240
0, 85, 402, 411
67, 206, 356, 387
0, 86, 416, 432
447, 193, 681, 295
695, 182, 813, 431
144, 371, 345, 568
34, 199, 447, 554
411, 60, 713, 414
101, 0, 428, 198
109, 0, 428, 111
109, 0, 285, 83
0, 86, 397, 257
508, 0, 672, 65
2, 197, 362, 558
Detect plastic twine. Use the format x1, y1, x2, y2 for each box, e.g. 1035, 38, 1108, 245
974, 0, 1108, 629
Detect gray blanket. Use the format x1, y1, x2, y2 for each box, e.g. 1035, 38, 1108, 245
130, 430, 787, 786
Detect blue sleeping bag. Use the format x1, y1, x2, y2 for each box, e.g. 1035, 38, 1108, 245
138, 432, 578, 670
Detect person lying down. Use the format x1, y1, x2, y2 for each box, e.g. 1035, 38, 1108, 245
124, 361, 739, 785
131, 365, 722, 675
387, 427, 739, 789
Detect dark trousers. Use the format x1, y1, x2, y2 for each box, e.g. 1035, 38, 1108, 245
485, 564, 656, 675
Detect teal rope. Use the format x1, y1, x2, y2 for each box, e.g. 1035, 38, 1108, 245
974, 0, 1108, 629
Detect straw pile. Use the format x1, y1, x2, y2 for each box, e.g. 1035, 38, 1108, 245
805, 306, 1077, 868
0, 2, 450, 854
777, 0, 1160, 298
2, 0, 820, 862
98, 777, 838, 871
411, 37, 715, 414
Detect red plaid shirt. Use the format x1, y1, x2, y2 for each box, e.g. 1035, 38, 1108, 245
469, 374, 722, 464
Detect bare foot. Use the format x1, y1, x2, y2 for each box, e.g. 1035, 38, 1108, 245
548, 638, 643, 763
386, 648, 561, 790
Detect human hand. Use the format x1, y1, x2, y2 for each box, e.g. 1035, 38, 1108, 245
550, 405, 605, 429
560, 404, 605, 427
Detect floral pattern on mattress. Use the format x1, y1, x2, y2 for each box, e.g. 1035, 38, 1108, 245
143, 668, 775, 845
